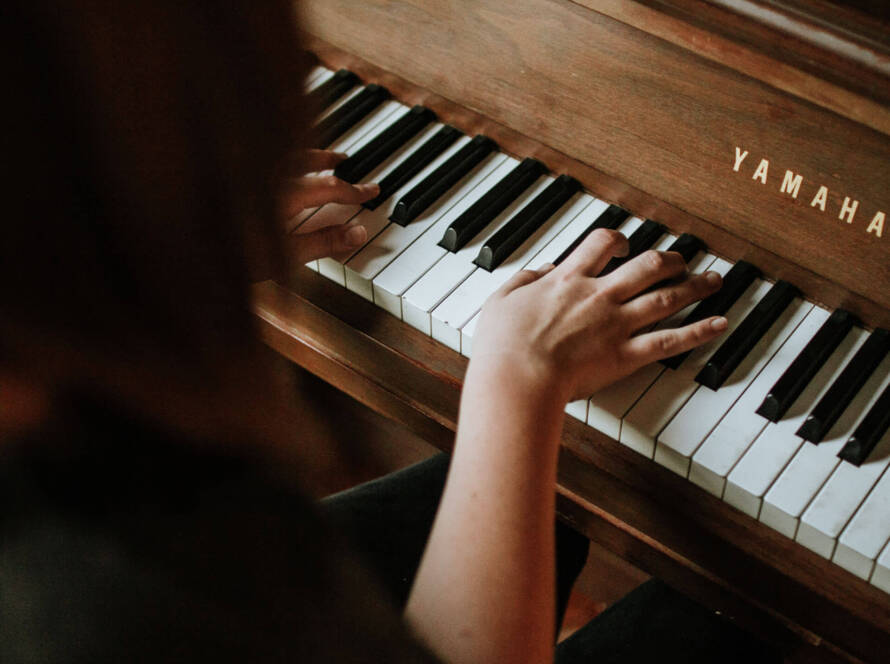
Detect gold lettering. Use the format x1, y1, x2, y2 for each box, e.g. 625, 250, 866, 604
733, 147, 749, 172
839, 196, 859, 224
867, 211, 885, 238
780, 170, 803, 199
810, 186, 828, 212
752, 158, 769, 184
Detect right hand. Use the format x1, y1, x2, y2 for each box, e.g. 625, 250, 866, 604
470, 228, 727, 404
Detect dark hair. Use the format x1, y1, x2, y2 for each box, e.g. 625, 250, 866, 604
2, 1, 313, 443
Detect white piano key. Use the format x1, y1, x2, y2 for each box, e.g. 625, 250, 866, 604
372, 157, 520, 319
656, 296, 812, 479
314, 84, 363, 122
566, 399, 588, 422
401, 174, 549, 340
835, 465, 890, 580
288, 100, 404, 234
585, 249, 718, 447
619, 258, 743, 460
724, 325, 864, 519
344, 149, 509, 302
310, 121, 447, 283
690, 305, 826, 498
432, 191, 590, 352
798, 401, 890, 560
759, 328, 872, 538
317, 126, 468, 291
524, 197, 610, 271
873, 542, 890, 593
305, 66, 333, 90
460, 315, 478, 357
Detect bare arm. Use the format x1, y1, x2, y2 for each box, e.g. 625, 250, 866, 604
406, 229, 727, 663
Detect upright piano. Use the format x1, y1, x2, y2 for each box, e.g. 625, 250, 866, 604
253, 1, 890, 661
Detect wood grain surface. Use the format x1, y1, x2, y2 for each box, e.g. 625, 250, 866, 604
276, 2, 890, 660
254, 269, 890, 663
300, 0, 890, 320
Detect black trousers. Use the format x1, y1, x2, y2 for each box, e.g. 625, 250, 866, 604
323, 453, 781, 664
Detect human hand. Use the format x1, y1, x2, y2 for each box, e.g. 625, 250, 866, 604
281, 149, 379, 263
470, 228, 727, 403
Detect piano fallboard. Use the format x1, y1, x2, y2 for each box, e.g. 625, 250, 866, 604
300, 0, 890, 327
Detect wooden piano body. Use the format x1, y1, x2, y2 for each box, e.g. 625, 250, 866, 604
255, 1, 890, 661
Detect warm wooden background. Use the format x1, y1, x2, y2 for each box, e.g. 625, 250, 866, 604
299, 0, 890, 322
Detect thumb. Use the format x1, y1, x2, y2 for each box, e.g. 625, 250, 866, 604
290, 223, 368, 263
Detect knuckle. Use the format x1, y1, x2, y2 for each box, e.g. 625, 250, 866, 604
655, 289, 680, 310
642, 250, 665, 271
695, 321, 712, 342
323, 174, 342, 189
656, 331, 678, 355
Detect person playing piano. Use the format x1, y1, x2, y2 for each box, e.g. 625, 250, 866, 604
1, 1, 779, 662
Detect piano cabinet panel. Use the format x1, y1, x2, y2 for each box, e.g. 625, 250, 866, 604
254, 270, 890, 664
300, 0, 890, 319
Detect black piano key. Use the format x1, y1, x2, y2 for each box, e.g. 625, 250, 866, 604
756, 309, 857, 422
362, 125, 462, 211
660, 260, 760, 370
333, 105, 436, 184
314, 84, 390, 148
839, 379, 890, 466
796, 328, 890, 443
666, 233, 704, 264
553, 204, 631, 266
390, 135, 497, 226
438, 157, 546, 252
474, 174, 582, 272
307, 68, 360, 112
695, 280, 799, 391
642, 233, 706, 295
598, 219, 665, 276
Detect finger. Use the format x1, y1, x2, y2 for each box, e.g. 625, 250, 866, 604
301, 149, 348, 174
493, 267, 545, 297
622, 315, 728, 365
598, 250, 687, 302
281, 176, 380, 216
558, 228, 628, 277
621, 270, 722, 331
289, 223, 368, 263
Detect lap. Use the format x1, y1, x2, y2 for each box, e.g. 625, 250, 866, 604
321, 452, 589, 628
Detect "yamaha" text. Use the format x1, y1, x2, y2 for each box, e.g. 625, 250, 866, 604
732, 147, 885, 239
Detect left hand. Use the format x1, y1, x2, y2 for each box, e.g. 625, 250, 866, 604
281, 149, 379, 263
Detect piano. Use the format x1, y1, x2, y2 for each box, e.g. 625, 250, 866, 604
253, 1, 890, 661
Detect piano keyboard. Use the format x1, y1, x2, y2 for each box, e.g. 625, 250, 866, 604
298, 66, 890, 594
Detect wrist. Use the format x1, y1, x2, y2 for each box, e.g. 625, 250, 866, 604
465, 351, 570, 414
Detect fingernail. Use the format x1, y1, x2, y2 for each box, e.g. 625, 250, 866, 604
705, 271, 722, 286
360, 183, 380, 195
335, 152, 348, 159
711, 316, 728, 331
344, 224, 367, 247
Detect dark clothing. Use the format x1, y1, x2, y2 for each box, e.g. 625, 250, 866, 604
325, 454, 782, 664
0, 399, 439, 663
322, 453, 590, 631
0, 398, 780, 663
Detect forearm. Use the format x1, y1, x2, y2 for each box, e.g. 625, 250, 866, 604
405, 358, 566, 664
